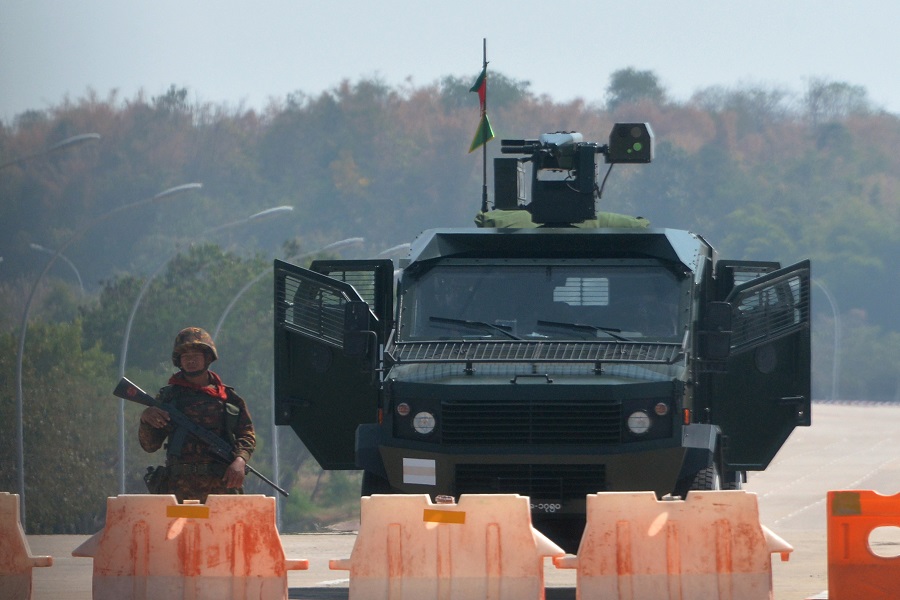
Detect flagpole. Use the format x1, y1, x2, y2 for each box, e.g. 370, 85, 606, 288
481, 38, 489, 213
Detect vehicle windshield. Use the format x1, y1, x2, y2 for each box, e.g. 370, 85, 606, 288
398, 263, 687, 342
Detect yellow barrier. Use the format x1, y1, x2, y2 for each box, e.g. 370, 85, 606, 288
330, 494, 565, 600
73, 494, 307, 600
828, 490, 900, 600
554, 491, 791, 600
0, 493, 53, 600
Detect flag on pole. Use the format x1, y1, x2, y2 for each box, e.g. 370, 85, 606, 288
468, 66, 494, 153
469, 114, 494, 153
470, 66, 487, 110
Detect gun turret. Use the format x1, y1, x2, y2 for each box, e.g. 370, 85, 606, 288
495, 123, 653, 225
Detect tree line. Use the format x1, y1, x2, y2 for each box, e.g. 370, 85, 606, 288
1, 68, 898, 532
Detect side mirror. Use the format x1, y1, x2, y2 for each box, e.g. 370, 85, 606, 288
706, 301, 733, 331
700, 301, 733, 360
344, 300, 370, 332
343, 301, 378, 371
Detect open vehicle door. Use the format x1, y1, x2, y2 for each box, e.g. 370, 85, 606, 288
710, 259, 811, 471
273, 259, 393, 469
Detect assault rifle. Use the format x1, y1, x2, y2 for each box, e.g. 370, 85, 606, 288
113, 376, 289, 497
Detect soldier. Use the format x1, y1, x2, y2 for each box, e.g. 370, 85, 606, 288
138, 327, 256, 503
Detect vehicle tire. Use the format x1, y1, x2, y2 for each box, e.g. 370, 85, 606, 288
690, 464, 721, 491
722, 470, 744, 490
674, 463, 721, 497
361, 470, 392, 496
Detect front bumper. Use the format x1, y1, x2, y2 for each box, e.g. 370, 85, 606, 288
357, 423, 718, 516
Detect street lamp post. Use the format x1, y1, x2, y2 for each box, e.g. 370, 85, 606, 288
15, 182, 201, 526
116, 205, 293, 494
29, 243, 84, 294
0, 133, 100, 171
812, 279, 841, 401
374, 243, 410, 258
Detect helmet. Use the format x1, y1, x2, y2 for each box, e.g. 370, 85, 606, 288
171, 327, 218, 367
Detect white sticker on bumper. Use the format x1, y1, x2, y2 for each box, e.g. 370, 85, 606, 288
402, 457, 437, 486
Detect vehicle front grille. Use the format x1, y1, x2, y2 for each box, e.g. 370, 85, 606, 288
456, 464, 606, 499
442, 397, 621, 445
391, 340, 682, 364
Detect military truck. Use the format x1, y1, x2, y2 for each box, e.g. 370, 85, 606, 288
273, 123, 810, 550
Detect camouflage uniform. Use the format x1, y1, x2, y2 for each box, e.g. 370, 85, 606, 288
138, 375, 256, 503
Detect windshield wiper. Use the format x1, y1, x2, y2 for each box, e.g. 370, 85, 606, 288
535, 320, 633, 342
429, 316, 523, 340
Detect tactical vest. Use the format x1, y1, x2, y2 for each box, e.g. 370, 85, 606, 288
158, 385, 241, 460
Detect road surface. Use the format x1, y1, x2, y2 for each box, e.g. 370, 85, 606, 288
25, 401, 900, 599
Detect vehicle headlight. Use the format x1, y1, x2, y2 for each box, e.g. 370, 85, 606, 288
413, 411, 436, 435
627, 410, 651, 435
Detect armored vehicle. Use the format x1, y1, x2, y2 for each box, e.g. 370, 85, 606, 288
273, 123, 810, 549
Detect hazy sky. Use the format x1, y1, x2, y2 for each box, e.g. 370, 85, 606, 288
3, 1, 900, 123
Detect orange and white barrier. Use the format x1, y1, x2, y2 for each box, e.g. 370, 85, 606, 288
0, 493, 53, 600
554, 490, 791, 600
73, 494, 307, 600
827, 490, 900, 600
330, 494, 565, 600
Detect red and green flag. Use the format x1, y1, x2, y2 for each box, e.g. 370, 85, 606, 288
470, 66, 487, 110
468, 66, 494, 153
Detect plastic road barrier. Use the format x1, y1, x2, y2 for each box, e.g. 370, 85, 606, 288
827, 489, 900, 600
330, 494, 565, 600
72, 494, 308, 600
0, 493, 53, 600
553, 490, 792, 600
